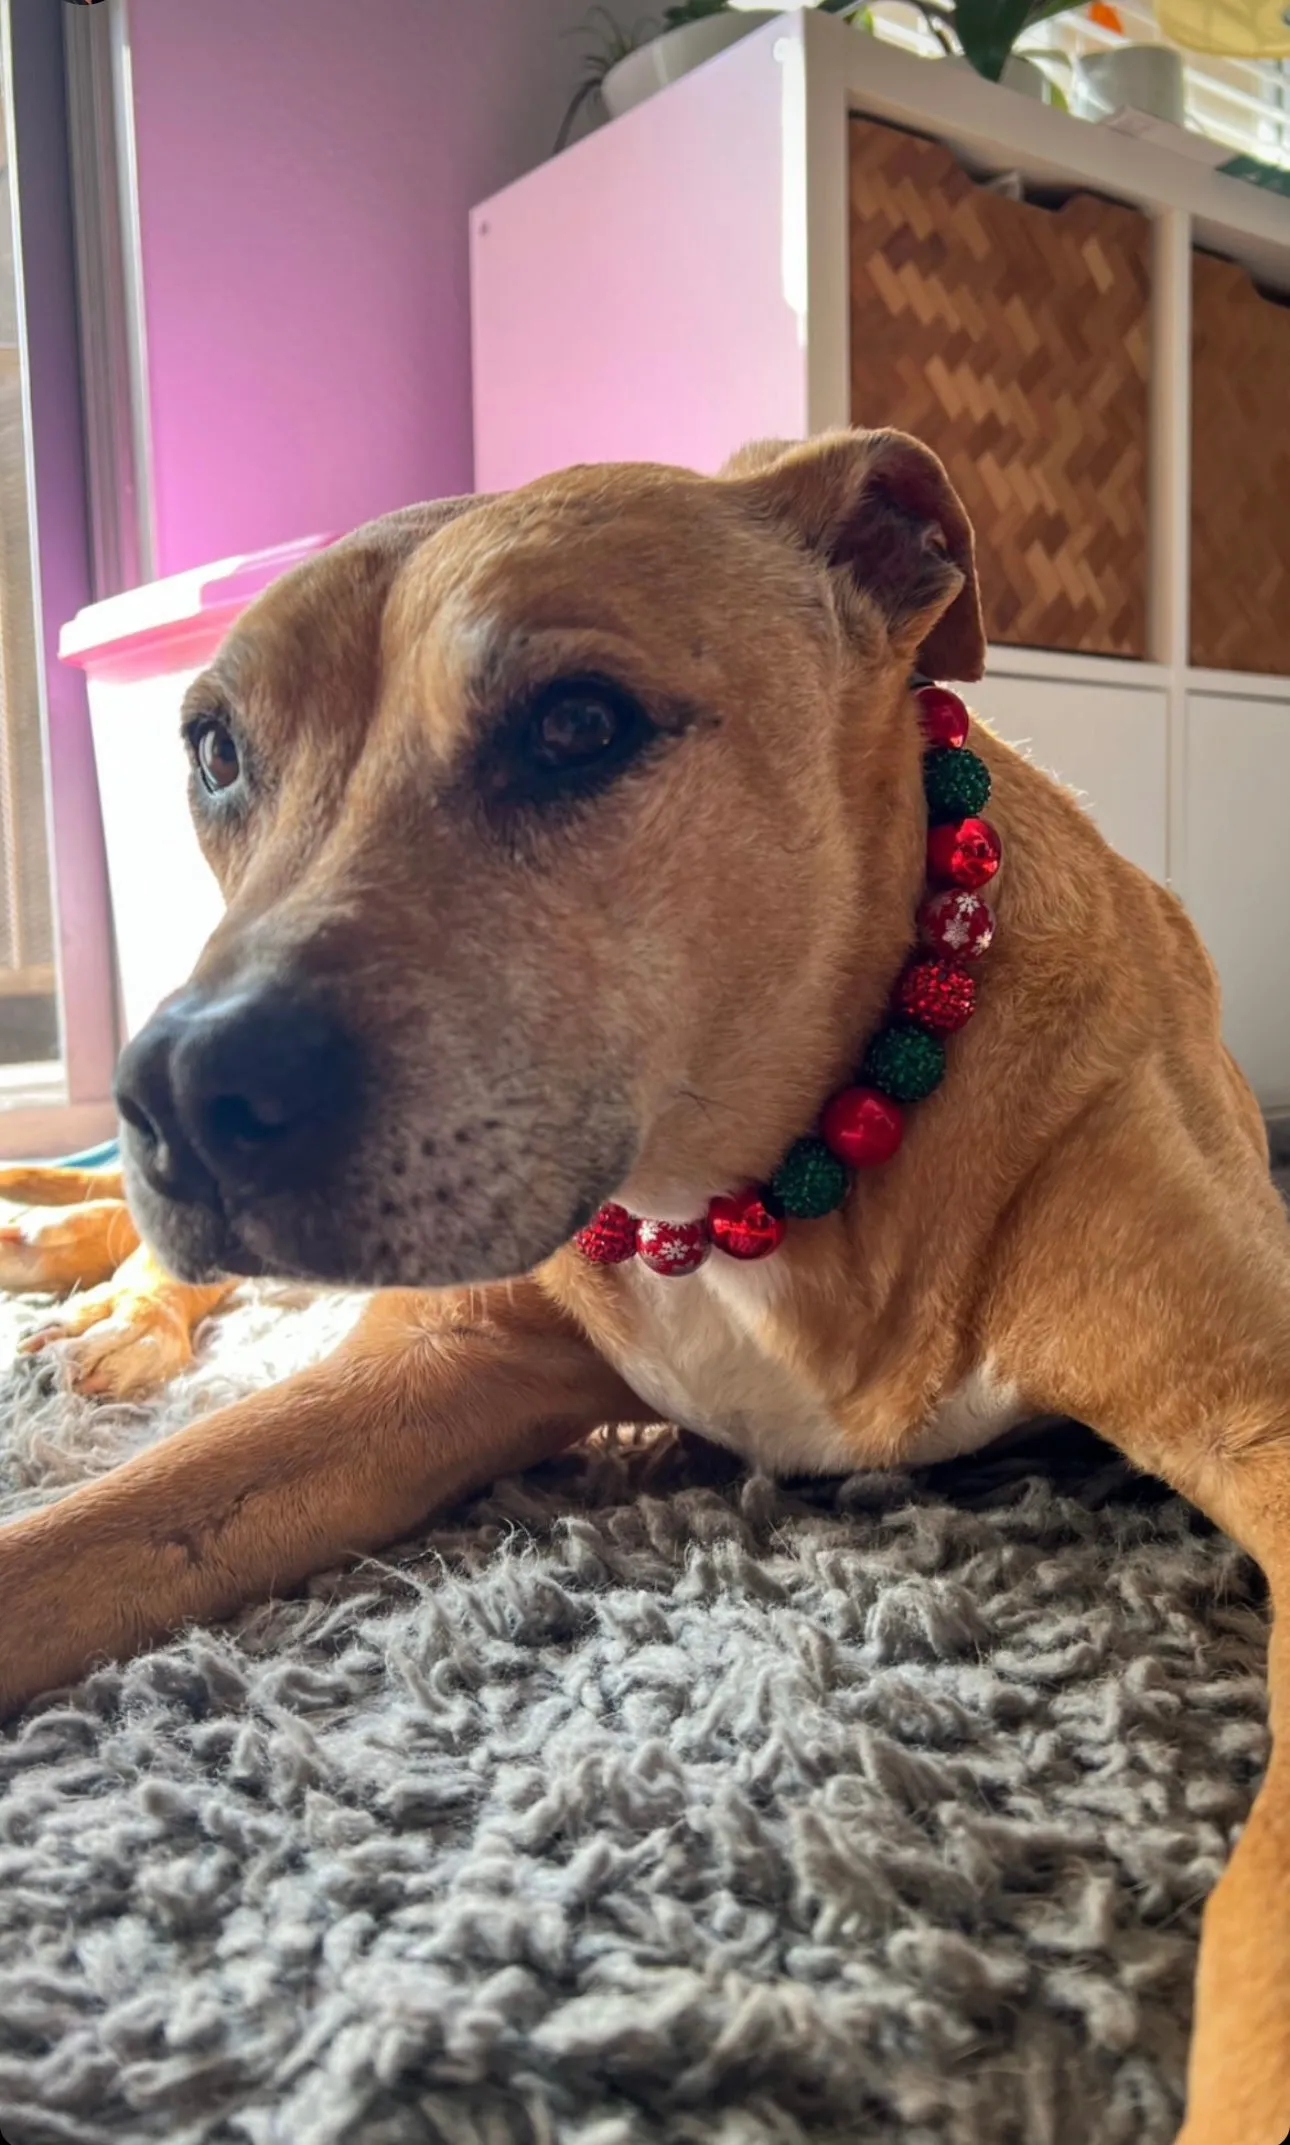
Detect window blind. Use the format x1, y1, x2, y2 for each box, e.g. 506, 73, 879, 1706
867, 0, 1290, 166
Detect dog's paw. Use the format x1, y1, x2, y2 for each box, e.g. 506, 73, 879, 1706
0, 1163, 126, 1208
17, 1245, 237, 1401
0, 1200, 139, 1297
0, 1163, 127, 1208
19, 1281, 197, 1399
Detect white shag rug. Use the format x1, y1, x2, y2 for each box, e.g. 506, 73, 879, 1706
0, 1255, 1274, 2145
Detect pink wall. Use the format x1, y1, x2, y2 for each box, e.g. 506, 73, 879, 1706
127, 0, 592, 577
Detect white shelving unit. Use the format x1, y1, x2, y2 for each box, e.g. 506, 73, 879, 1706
470, 11, 1290, 1107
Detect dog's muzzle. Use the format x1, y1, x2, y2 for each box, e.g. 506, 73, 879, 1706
114, 984, 364, 1217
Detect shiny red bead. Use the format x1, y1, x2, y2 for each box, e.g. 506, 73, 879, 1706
926, 816, 1001, 891
916, 684, 970, 751
819, 1086, 904, 1168
637, 1217, 710, 1277
917, 887, 996, 961
894, 957, 977, 1035
707, 1186, 788, 1261
573, 1202, 638, 1265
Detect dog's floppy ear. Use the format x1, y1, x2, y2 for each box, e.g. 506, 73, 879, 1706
722, 429, 986, 683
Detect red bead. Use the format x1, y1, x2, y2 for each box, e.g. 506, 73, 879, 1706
916, 684, 970, 751
917, 887, 996, 961
637, 1217, 710, 1277
926, 816, 1001, 891
707, 1186, 788, 1261
573, 1202, 638, 1265
894, 957, 977, 1035
819, 1086, 904, 1168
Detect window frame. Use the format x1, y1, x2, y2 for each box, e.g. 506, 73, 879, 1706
1, 0, 118, 1157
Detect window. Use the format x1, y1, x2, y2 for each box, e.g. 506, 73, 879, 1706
0, 0, 118, 1156
0, 114, 58, 1090
867, 1, 1290, 167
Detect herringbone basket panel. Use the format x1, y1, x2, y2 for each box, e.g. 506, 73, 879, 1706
848, 119, 1151, 657
1191, 251, 1290, 675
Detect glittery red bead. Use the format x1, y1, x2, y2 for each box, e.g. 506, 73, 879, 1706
894, 957, 977, 1035
916, 684, 970, 751
819, 1086, 904, 1168
917, 887, 996, 961
926, 816, 1001, 891
707, 1186, 787, 1261
637, 1217, 710, 1277
573, 1202, 638, 1264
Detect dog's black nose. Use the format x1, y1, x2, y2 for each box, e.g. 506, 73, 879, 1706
114, 988, 362, 1202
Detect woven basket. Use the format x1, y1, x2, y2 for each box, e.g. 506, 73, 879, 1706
848, 119, 1151, 658
1191, 252, 1290, 675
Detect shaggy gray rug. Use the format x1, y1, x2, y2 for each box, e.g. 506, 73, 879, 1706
0, 1242, 1276, 2145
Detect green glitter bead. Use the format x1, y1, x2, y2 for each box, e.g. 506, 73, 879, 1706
924, 745, 991, 826
862, 1023, 947, 1103
770, 1137, 849, 1221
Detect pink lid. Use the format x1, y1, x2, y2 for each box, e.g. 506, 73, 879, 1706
60, 533, 334, 677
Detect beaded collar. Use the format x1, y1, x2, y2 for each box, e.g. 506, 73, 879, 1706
573, 682, 1000, 1278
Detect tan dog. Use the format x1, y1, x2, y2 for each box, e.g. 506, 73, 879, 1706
1, 430, 1288, 2145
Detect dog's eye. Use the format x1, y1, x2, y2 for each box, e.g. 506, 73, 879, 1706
527, 685, 630, 771
191, 718, 241, 795
478, 676, 661, 815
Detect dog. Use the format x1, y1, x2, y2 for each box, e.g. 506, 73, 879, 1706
1, 429, 1288, 2145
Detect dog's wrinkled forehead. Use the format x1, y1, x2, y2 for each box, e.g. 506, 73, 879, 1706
375, 466, 839, 762
206, 434, 981, 771
208, 474, 724, 762
207, 538, 405, 761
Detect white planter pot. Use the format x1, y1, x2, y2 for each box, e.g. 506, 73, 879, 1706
940, 51, 1052, 101
602, 12, 781, 119
1075, 44, 1185, 126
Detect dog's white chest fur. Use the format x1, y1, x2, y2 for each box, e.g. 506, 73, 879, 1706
609, 1259, 1024, 1474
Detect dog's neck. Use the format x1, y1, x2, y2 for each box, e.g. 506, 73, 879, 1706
575, 684, 1000, 1279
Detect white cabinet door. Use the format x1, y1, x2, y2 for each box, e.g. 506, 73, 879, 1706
1184, 693, 1290, 1111
968, 672, 1169, 886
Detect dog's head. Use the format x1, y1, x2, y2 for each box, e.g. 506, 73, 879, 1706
114, 428, 983, 1286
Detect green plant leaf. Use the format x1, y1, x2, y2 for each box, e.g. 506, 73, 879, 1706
661, 0, 731, 23
554, 6, 662, 151
953, 0, 1038, 77
1023, 0, 1091, 24
554, 75, 605, 154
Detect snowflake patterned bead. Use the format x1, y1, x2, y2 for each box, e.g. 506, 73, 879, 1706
917, 888, 996, 961
636, 1217, 710, 1277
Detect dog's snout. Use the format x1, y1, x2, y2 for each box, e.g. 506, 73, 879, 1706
115, 987, 363, 1202
114, 1011, 216, 1205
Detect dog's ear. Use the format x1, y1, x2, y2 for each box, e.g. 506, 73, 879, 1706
722, 429, 986, 683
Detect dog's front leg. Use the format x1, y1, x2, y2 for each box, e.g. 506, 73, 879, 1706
991, 1115, 1290, 2145
1062, 1385, 1290, 2145
1176, 1604, 1287, 2145
1040, 1430, 1290, 2145
1165, 1470, 1290, 2145
0, 1278, 642, 1717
